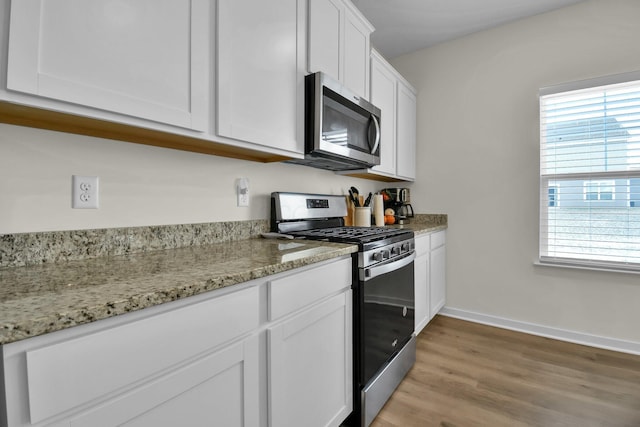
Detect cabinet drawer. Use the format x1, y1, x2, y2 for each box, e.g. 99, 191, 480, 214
24, 286, 259, 424
268, 257, 352, 321
430, 230, 446, 250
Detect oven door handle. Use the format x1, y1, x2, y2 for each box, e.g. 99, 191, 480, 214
363, 252, 416, 282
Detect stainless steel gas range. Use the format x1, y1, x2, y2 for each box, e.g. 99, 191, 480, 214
271, 192, 416, 427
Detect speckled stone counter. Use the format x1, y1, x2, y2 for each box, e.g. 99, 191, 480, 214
388, 214, 448, 235
0, 214, 447, 345
0, 238, 356, 345
0, 220, 271, 269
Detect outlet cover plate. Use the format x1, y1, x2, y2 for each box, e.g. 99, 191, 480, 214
72, 175, 99, 209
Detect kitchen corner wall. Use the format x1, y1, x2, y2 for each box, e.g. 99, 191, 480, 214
391, 0, 640, 344
0, 123, 380, 234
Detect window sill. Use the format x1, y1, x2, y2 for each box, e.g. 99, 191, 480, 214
534, 260, 640, 275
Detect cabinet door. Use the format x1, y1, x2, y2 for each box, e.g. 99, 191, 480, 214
370, 52, 397, 176
396, 81, 417, 181
7, 0, 208, 130
22, 286, 259, 425
308, 0, 343, 81
430, 242, 446, 318
268, 291, 353, 427
307, 0, 371, 99
343, 6, 371, 99
414, 251, 430, 334
217, 0, 304, 154
68, 336, 259, 427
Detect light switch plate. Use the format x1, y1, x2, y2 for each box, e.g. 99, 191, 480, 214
236, 177, 249, 207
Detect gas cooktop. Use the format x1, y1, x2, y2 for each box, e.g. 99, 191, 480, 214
271, 192, 413, 248
289, 226, 410, 244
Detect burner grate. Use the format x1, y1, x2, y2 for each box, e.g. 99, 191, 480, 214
291, 226, 408, 243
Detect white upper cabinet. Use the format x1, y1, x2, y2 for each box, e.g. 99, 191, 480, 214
307, 0, 373, 99
339, 49, 417, 182
343, 4, 371, 100
308, 0, 342, 82
370, 50, 397, 176
216, 0, 305, 154
396, 79, 417, 181
6, 0, 208, 131
0, 0, 305, 161
0, 0, 381, 162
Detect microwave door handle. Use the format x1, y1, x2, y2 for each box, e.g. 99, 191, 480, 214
370, 114, 380, 155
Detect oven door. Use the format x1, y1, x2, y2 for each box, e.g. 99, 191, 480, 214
360, 252, 415, 384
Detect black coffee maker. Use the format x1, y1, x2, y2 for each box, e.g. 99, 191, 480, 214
381, 188, 414, 224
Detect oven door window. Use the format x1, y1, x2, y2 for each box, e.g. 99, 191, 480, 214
362, 257, 414, 383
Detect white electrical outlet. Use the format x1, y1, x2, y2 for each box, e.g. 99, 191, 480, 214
72, 175, 99, 209
237, 177, 249, 207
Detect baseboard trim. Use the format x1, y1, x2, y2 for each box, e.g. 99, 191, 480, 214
439, 307, 640, 356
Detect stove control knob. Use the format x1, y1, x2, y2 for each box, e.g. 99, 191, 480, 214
401, 243, 410, 253
382, 249, 390, 260
373, 251, 384, 262
390, 246, 399, 256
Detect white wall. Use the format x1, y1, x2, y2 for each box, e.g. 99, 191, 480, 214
0, 123, 381, 234
392, 0, 640, 344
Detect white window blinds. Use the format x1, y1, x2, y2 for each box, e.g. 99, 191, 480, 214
539, 72, 640, 272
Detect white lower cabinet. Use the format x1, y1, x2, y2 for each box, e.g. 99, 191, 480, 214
267, 257, 353, 427
414, 233, 431, 334
68, 336, 260, 427
0, 256, 352, 427
429, 231, 447, 317
414, 230, 446, 335
1, 284, 261, 427
268, 292, 352, 427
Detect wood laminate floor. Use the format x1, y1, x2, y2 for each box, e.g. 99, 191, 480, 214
371, 315, 640, 427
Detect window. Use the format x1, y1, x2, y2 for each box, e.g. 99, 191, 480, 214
548, 186, 558, 207
539, 71, 640, 271
583, 180, 615, 201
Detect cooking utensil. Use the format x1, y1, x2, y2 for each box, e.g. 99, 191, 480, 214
348, 188, 360, 207
363, 192, 373, 207
350, 186, 359, 201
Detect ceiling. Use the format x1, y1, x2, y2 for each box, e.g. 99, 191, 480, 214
351, 0, 587, 59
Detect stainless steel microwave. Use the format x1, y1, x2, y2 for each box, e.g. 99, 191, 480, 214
288, 72, 381, 171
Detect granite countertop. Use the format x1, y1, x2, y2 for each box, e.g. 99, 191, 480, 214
0, 215, 447, 346
390, 222, 447, 235
0, 238, 356, 345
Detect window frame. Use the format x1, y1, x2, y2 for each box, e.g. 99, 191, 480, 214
539, 70, 640, 273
